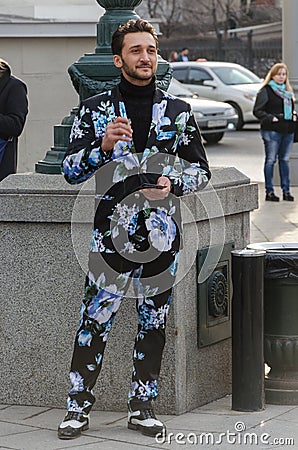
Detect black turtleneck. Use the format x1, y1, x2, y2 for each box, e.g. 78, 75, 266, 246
119, 75, 155, 153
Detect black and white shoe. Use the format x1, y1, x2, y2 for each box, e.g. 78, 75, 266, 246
58, 411, 89, 440
128, 400, 166, 437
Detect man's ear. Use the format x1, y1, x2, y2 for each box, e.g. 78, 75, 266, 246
114, 55, 122, 68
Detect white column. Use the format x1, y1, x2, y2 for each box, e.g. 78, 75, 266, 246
283, 0, 298, 186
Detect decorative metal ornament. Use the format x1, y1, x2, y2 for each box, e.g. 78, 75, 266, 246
207, 271, 228, 318
36, 0, 171, 173
95, 0, 142, 8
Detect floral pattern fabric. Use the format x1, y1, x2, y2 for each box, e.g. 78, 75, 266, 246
62, 84, 210, 414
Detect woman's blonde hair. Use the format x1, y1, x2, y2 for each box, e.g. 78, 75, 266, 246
263, 62, 293, 93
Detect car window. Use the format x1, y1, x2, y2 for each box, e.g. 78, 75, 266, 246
188, 68, 213, 85
172, 67, 188, 83
212, 67, 261, 85
168, 79, 197, 98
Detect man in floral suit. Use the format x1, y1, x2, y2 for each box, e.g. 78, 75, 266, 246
58, 19, 211, 440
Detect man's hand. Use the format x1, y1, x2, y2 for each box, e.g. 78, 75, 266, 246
102, 117, 133, 152
140, 176, 172, 200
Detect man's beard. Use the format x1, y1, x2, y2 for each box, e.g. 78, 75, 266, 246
121, 59, 155, 81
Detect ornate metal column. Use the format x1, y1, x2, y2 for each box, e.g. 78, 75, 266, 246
35, 0, 171, 174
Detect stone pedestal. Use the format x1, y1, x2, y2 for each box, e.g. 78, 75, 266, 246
0, 168, 258, 414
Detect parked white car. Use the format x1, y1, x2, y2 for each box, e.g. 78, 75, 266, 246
171, 61, 263, 129
167, 78, 238, 143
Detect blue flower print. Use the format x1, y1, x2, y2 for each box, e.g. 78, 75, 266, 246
95, 353, 103, 365
67, 397, 93, 414
69, 117, 84, 143
119, 101, 126, 118
179, 132, 191, 146
90, 229, 114, 253
90, 229, 105, 252
88, 147, 104, 167
67, 397, 80, 412
132, 270, 159, 308
87, 353, 102, 372
99, 316, 114, 342
145, 207, 176, 251
120, 242, 137, 254
63, 149, 89, 181
169, 251, 180, 276
129, 380, 158, 402
138, 303, 170, 330
69, 371, 84, 394
140, 146, 159, 165
133, 349, 145, 361
77, 303, 86, 330
152, 102, 176, 141
152, 100, 167, 131
112, 151, 139, 183
156, 117, 176, 141
87, 284, 123, 324
78, 329, 93, 347
175, 111, 191, 133
92, 101, 116, 138
69, 105, 90, 143
113, 203, 140, 232
181, 163, 209, 193
109, 202, 140, 245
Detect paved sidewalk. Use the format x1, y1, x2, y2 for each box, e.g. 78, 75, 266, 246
1, 395, 298, 449
250, 184, 298, 244
1, 184, 297, 450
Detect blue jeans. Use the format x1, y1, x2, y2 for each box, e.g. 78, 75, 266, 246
261, 130, 294, 194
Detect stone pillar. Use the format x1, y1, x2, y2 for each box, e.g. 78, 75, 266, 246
0, 168, 258, 414
283, 0, 298, 185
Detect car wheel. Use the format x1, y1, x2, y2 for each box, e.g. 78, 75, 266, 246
203, 132, 224, 144
227, 102, 244, 130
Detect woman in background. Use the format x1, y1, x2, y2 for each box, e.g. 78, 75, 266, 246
169, 50, 178, 62
253, 62, 296, 202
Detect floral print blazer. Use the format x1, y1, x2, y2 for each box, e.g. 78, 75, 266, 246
62, 84, 211, 256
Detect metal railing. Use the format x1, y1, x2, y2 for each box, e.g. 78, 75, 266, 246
161, 36, 282, 78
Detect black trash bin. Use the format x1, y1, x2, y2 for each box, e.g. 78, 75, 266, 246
247, 242, 298, 404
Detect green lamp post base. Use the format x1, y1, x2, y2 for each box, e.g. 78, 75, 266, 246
35, 0, 171, 174
35, 108, 78, 174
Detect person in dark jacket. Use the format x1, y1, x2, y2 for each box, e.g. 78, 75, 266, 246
58, 19, 211, 440
177, 48, 189, 62
253, 62, 296, 202
0, 58, 28, 182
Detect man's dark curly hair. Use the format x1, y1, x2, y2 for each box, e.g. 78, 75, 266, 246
111, 19, 159, 56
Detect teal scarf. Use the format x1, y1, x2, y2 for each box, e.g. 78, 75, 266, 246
268, 80, 293, 120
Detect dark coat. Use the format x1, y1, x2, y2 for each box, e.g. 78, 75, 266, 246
62, 83, 211, 257
253, 85, 296, 134
0, 64, 28, 182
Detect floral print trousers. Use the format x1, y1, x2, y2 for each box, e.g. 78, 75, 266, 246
67, 235, 179, 415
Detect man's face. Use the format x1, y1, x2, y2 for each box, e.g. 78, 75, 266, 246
114, 32, 158, 86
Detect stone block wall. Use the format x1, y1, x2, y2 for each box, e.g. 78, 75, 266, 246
0, 168, 258, 414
